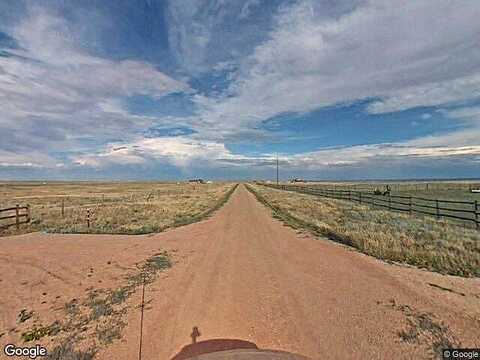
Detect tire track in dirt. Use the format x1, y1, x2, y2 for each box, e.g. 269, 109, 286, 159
0, 256, 69, 283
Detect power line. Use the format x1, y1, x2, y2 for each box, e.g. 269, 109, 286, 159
276, 154, 279, 185
138, 274, 146, 360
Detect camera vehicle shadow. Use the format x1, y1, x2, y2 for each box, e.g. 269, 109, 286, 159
170, 327, 310, 360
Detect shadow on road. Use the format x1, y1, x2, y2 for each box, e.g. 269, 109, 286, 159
171, 338, 258, 360
170, 327, 310, 360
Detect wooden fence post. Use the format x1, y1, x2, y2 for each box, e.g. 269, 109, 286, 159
61, 198, 65, 218
436, 200, 440, 219
359, 192, 362, 204
86, 209, 90, 228
26, 204, 30, 223
15, 204, 20, 229
388, 194, 391, 209
475, 200, 479, 229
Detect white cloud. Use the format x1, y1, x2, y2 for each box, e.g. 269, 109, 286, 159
166, 0, 226, 74
166, 0, 282, 75
403, 106, 480, 150
239, 0, 261, 19
72, 137, 239, 169
0, 7, 189, 167
289, 144, 480, 171
367, 75, 480, 114
284, 104, 480, 170
0, 149, 57, 168
186, 0, 480, 140
73, 128, 480, 174
444, 106, 480, 122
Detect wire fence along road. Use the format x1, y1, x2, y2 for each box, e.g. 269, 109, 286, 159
261, 183, 480, 229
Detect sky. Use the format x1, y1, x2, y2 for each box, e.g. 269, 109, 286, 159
1, 0, 480, 180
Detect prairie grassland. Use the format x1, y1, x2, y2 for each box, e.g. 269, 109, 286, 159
0, 182, 235, 236
247, 184, 480, 277
393, 189, 480, 203
301, 180, 480, 190
300, 181, 480, 201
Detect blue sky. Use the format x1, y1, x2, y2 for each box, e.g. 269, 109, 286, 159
1, 0, 480, 180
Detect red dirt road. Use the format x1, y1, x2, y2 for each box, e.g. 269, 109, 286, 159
1, 185, 479, 359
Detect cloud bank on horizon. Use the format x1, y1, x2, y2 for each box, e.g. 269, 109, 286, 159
1, 0, 480, 180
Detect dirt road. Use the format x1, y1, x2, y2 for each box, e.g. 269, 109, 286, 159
1, 184, 479, 359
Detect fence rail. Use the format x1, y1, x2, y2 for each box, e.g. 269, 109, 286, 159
260, 183, 480, 229
298, 181, 480, 193
0, 204, 30, 229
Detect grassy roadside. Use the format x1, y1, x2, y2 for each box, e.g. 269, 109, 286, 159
171, 183, 239, 228
1, 183, 238, 236
246, 184, 480, 277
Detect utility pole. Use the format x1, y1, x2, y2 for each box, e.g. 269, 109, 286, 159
276, 154, 279, 185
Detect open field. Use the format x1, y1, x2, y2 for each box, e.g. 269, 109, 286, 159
269, 181, 480, 228
0, 185, 478, 360
247, 184, 480, 277
296, 180, 480, 201
0, 182, 235, 236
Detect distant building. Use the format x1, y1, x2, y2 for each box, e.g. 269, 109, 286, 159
290, 178, 306, 183
188, 179, 205, 184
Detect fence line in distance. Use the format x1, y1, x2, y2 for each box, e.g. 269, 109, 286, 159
261, 183, 480, 229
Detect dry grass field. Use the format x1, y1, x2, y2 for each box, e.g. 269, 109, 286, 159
247, 184, 480, 277
0, 182, 235, 236
267, 181, 480, 228
300, 180, 480, 201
